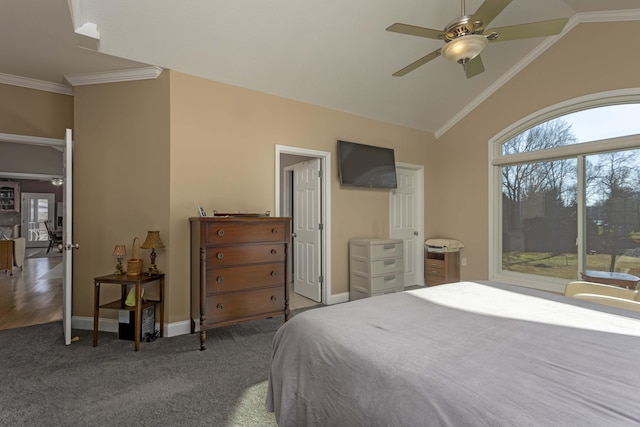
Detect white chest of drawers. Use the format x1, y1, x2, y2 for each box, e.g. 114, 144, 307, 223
349, 238, 404, 300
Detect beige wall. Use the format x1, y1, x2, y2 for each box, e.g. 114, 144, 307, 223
0, 83, 71, 175
168, 71, 436, 322
435, 20, 640, 281
71, 70, 434, 325
0, 83, 73, 138
10, 19, 637, 330
73, 73, 170, 318
0, 142, 63, 175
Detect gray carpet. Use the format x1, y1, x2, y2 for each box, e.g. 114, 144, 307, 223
0, 310, 318, 426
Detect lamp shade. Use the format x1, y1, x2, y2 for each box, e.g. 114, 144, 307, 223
441, 35, 488, 64
141, 231, 165, 249
112, 244, 127, 257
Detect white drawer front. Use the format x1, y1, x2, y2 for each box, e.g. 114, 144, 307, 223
351, 257, 403, 276
351, 241, 403, 259
351, 272, 404, 293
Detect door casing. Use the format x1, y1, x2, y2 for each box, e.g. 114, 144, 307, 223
390, 163, 425, 287
276, 145, 334, 305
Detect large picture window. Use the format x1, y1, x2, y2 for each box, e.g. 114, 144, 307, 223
492, 96, 640, 292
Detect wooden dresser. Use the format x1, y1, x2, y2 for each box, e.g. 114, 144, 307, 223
190, 216, 291, 350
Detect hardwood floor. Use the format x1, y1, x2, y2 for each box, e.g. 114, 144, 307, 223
0, 249, 63, 330
290, 289, 322, 310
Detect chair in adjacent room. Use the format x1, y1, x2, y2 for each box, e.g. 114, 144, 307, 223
44, 220, 63, 253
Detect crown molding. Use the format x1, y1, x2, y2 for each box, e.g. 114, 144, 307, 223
64, 66, 164, 87
434, 9, 640, 139
0, 72, 73, 96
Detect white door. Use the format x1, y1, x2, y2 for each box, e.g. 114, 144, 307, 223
62, 129, 76, 345
390, 166, 423, 286
293, 159, 322, 302
21, 193, 55, 248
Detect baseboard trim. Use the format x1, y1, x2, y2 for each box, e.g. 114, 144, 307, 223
328, 291, 349, 305
72, 316, 192, 338
74, 295, 350, 338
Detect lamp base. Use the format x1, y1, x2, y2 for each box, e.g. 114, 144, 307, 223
148, 263, 159, 275
115, 258, 124, 275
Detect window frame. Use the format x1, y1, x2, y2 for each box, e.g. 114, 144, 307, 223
489, 89, 640, 293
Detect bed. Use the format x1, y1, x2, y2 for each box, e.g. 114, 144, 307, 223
266, 281, 640, 426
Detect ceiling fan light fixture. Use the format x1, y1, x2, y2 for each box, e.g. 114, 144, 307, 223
441, 35, 488, 64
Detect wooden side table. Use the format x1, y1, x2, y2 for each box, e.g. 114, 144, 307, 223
93, 273, 165, 351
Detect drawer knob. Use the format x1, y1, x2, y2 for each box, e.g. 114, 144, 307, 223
216, 276, 224, 284
217, 252, 224, 260
271, 228, 278, 235
216, 304, 224, 311
271, 271, 277, 277
271, 296, 277, 302
217, 229, 225, 237
271, 249, 277, 255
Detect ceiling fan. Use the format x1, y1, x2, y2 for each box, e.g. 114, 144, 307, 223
386, 0, 568, 78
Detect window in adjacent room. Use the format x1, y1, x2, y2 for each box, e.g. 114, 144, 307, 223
492, 98, 640, 292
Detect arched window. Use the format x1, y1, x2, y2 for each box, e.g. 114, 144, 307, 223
491, 92, 640, 293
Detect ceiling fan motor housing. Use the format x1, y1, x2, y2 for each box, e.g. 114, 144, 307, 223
443, 16, 483, 41
441, 16, 488, 64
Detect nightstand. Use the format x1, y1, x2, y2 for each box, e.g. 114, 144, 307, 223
93, 273, 165, 351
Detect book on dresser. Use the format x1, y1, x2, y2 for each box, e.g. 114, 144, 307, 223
190, 215, 291, 350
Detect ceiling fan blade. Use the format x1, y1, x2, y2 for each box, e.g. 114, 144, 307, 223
471, 0, 512, 32
486, 18, 569, 42
463, 55, 485, 79
392, 49, 442, 77
386, 23, 446, 40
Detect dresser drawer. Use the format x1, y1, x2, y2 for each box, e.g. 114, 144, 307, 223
205, 221, 287, 245
350, 240, 403, 260
351, 272, 404, 293
207, 263, 284, 294
351, 256, 403, 276
205, 287, 284, 324
425, 266, 445, 280
206, 243, 286, 267
425, 259, 444, 269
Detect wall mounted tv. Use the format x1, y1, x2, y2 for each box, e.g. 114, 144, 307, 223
337, 140, 397, 189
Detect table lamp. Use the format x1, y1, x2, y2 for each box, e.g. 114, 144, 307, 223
140, 230, 165, 274
112, 244, 127, 275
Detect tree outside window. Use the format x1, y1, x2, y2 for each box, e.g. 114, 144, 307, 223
499, 107, 640, 283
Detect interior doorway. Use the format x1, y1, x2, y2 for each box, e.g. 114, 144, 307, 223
275, 145, 332, 305
21, 192, 55, 248
0, 132, 65, 331
389, 163, 425, 287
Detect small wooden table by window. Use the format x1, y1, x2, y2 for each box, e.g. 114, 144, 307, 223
582, 270, 640, 290
93, 273, 165, 351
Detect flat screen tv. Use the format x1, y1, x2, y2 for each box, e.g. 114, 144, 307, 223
337, 140, 397, 189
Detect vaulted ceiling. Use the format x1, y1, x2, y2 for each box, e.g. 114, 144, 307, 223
2, 0, 639, 136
